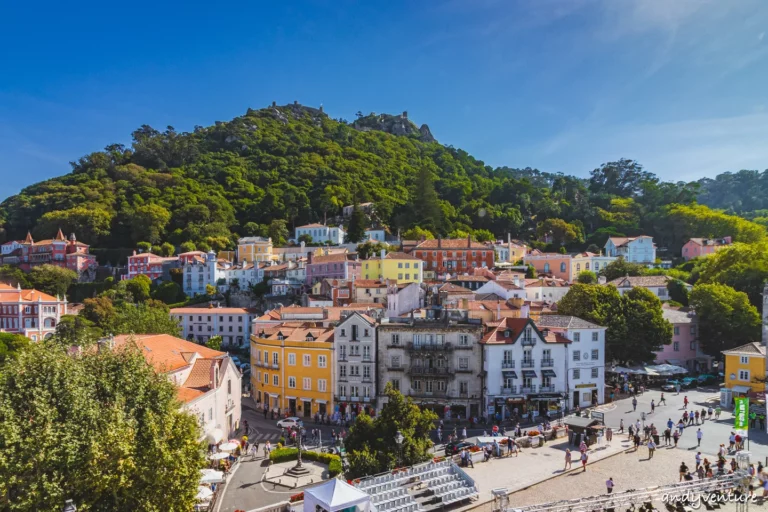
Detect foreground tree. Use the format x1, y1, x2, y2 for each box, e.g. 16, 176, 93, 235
28, 265, 77, 297
689, 283, 761, 356
0, 333, 29, 364
344, 385, 436, 478
598, 257, 647, 282
345, 205, 368, 243
666, 279, 690, 306
576, 271, 597, 284
0, 341, 205, 511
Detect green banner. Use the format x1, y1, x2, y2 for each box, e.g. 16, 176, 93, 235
734, 397, 749, 430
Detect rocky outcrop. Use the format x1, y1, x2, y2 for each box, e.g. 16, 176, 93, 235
351, 112, 437, 143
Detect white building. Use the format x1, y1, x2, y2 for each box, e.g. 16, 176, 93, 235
474, 278, 525, 300
180, 251, 220, 297
111, 334, 242, 440
364, 229, 387, 242
524, 278, 570, 303
172, 306, 257, 347
481, 317, 570, 420
1, 240, 24, 256
294, 224, 346, 245
606, 275, 691, 300
334, 313, 378, 409
217, 261, 265, 291
604, 236, 657, 265
534, 315, 607, 409
386, 282, 424, 319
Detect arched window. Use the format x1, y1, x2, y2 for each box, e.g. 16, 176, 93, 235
544, 263, 550, 273
585, 263, 590, 270
576, 264, 581, 272
560, 262, 566, 272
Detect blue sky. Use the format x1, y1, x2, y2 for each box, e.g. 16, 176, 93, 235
1, 0, 767, 199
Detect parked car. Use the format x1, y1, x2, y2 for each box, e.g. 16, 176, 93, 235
277, 417, 303, 429
444, 441, 473, 456
661, 380, 681, 391
697, 374, 717, 384
681, 377, 698, 388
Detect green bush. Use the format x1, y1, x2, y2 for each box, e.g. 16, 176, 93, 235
269, 448, 343, 477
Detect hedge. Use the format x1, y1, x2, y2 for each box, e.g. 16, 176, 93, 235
269, 447, 343, 477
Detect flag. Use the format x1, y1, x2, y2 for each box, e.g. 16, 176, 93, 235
734, 397, 749, 431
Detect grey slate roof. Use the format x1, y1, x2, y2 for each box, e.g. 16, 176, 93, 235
536, 315, 604, 329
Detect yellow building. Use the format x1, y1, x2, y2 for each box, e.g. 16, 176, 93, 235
570, 252, 617, 279
251, 325, 334, 418
237, 236, 277, 263
722, 342, 765, 395
361, 251, 423, 284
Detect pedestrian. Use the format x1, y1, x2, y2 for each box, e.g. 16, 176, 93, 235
701, 408, 707, 423
264, 408, 268, 419
683, 396, 688, 409
634, 433, 641, 451
695, 451, 702, 469
635, 420, 641, 433
676, 383, 681, 395
679, 462, 689, 482
660, 393, 667, 405
677, 420, 685, 435
648, 439, 656, 458
461, 427, 467, 440
606, 477, 615, 494
632, 397, 638, 411
715, 406, 721, 419
619, 419, 624, 433
760, 414, 766, 431
729, 432, 736, 451
664, 428, 671, 446
606, 427, 613, 445
683, 411, 689, 423
673, 430, 680, 447
667, 418, 674, 430
509, 438, 518, 458
651, 399, 655, 414
628, 424, 634, 440
708, 407, 713, 419
697, 428, 703, 447
564, 448, 572, 470
694, 411, 700, 424
735, 433, 743, 451
581, 451, 588, 471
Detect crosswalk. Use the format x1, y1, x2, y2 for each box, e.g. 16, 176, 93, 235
247, 432, 283, 441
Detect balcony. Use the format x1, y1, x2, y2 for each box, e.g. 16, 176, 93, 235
337, 396, 347, 401
521, 337, 536, 346
408, 366, 452, 376
540, 359, 554, 367
362, 376, 373, 383
521, 386, 537, 394
501, 361, 515, 369
225, 399, 237, 413
363, 355, 372, 361
454, 343, 473, 351
338, 355, 348, 362
271, 362, 280, 369
500, 386, 518, 395
408, 390, 448, 399
387, 365, 404, 372
338, 376, 348, 382
539, 385, 556, 393
455, 367, 473, 374
407, 342, 454, 352
254, 360, 264, 367
521, 360, 535, 368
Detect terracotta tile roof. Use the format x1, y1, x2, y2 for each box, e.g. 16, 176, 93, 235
0, 287, 60, 303
177, 387, 206, 402
449, 275, 489, 282
112, 334, 225, 372
171, 307, 253, 314
535, 315, 603, 329
310, 253, 349, 264
722, 342, 766, 357
607, 236, 652, 247
297, 223, 327, 228
474, 293, 505, 301
525, 278, 569, 288
415, 239, 492, 250
265, 326, 334, 343
607, 275, 673, 288
687, 238, 731, 247
384, 252, 420, 260
438, 283, 474, 294
465, 300, 521, 311
263, 263, 289, 272
353, 279, 388, 288
183, 358, 218, 389
491, 281, 523, 290
482, 317, 569, 344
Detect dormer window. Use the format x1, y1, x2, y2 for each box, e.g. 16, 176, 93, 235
504, 329, 511, 338
306, 335, 314, 342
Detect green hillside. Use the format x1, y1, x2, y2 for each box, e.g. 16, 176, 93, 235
0, 103, 764, 256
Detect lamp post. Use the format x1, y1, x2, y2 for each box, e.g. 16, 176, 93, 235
395, 430, 404, 467
63, 500, 77, 512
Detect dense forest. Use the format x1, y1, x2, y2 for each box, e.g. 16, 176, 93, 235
0, 103, 765, 258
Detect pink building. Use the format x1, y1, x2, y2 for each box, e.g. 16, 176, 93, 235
0, 283, 67, 341
681, 237, 732, 261
125, 251, 178, 281
654, 306, 711, 371
522, 252, 573, 281
1, 230, 97, 279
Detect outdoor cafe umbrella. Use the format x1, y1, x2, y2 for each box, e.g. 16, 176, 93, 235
200, 469, 224, 484
196, 486, 214, 501
204, 428, 224, 444
218, 442, 239, 452
209, 452, 230, 460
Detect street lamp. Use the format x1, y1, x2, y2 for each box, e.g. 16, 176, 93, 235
63, 500, 77, 512
395, 430, 404, 467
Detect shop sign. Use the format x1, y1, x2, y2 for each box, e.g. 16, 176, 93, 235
575, 383, 597, 389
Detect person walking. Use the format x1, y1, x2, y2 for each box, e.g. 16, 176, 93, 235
701, 408, 707, 424
708, 407, 713, 420
664, 428, 671, 446
650, 399, 656, 414
683, 396, 689, 409
697, 428, 703, 447
683, 411, 689, 424
659, 393, 667, 405
634, 433, 641, 451
564, 448, 572, 470
628, 424, 634, 440
632, 397, 638, 411
715, 406, 722, 419
673, 429, 680, 447
606, 477, 615, 494
694, 411, 700, 424
619, 419, 624, 433
679, 462, 689, 482
606, 427, 613, 445
676, 383, 681, 395
729, 432, 736, 451
581, 451, 588, 472
461, 427, 467, 440
750, 411, 757, 429
760, 413, 766, 431
695, 451, 702, 470
677, 420, 685, 435
667, 418, 674, 431
647, 439, 656, 459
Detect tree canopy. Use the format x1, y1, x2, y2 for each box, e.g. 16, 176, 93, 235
689, 283, 761, 356
0, 341, 205, 511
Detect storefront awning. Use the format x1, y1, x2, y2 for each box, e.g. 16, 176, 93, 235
315, 399, 327, 404
502, 370, 517, 379
522, 370, 537, 378
542, 369, 556, 377
731, 385, 752, 394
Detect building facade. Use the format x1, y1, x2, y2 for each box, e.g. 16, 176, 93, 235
386, 282, 423, 319
406, 238, 494, 276
722, 343, 765, 395
3, 230, 98, 280
377, 316, 484, 419
606, 275, 691, 299
522, 253, 573, 281
523, 278, 570, 302
654, 307, 710, 371
172, 306, 257, 347
125, 251, 179, 281
237, 236, 276, 263
334, 313, 378, 414
306, 252, 361, 285
570, 252, 616, 278
681, 237, 732, 261
180, 250, 219, 296
295, 224, 346, 245
604, 236, 657, 265
361, 251, 424, 284
251, 326, 335, 418
534, 315, 606, 409
112, 334, 242, 440
0, 283, 67, 341
481, 317, 570, 420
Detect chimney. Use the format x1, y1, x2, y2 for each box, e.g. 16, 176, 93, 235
308, 252, 313, 264
598, 275, 607, 285
496, 300, 501, 321
380, 249, 386, 259
438, 236, 442, 249
467, 234, 472, 247
507, 233, 511, 244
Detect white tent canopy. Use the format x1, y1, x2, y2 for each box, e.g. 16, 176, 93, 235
303, 478, 373, 512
